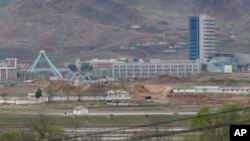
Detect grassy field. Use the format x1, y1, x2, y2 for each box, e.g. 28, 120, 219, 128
0, 114, 188, 127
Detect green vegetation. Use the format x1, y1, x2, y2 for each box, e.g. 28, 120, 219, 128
67, 64, 77, 72
35, 88, 42, 99
31, 114, 64, 140
0, 114, 64, 141
0, 129, 36, 141
62, 82, 72, 101
188, 104, 250, 141
81, 63, 93, 74
0, 114, 187, 127
1, 104, 248, 140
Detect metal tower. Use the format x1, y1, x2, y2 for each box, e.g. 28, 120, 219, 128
27, 50, 63, 79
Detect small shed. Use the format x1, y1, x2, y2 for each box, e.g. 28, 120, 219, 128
73, 106, 88, 115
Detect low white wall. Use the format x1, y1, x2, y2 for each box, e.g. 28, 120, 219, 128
51, 96, 107, 101
51, 96, 131, 101
173, 87, 250, 94
0, 95, 131, 105
0, 98, 48, 104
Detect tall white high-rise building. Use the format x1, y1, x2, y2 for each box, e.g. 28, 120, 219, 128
189, 14, 216, 61
199, 14, 216, 61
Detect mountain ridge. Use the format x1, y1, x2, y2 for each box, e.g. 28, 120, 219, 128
0, 0, 249, 62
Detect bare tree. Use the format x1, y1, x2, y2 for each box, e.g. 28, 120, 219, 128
153, 125, 162, 141
30, 113, 65, 140
63, 82, 71, 101
1, 93, 7, 104
76, 85, 86, 101
131, 127, 151, 141
45, 81, 56, 103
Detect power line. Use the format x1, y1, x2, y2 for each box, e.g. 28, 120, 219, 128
127, 118, 250, 140
51, 106, 250, 141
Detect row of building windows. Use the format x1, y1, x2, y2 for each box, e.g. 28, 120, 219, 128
222, 89, 250, 92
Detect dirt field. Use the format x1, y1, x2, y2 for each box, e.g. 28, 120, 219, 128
2, 73, 250, 104
168, 94, 250, 105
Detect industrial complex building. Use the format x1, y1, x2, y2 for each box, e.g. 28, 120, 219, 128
75, 59, 201, 79
88, 58, 116, 77
0, 58, 18, 82
189, 14, 216, 61
187, 14, 250, 74
6, 14, 248, 82
112, 60, 200, 78
204, 53, 250, 73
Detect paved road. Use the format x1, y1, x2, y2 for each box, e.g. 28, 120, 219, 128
85, 112, 197, 116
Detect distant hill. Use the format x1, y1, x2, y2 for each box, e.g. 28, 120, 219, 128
0, 0, 249, 62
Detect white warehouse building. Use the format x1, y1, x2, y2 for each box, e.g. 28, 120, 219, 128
112, 60, 201, 78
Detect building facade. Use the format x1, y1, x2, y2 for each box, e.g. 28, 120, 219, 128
189, 14, 216, 61
189, 16, 200, 60
112, 60, 200, 78
89, 59, 117, 78
0, 58, 18, 81
204, 53, 250, 73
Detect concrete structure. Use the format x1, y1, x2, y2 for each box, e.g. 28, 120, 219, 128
224, 64, 233, 73
75, 59, 81, 71
89, 59, 116, 68
89, 59, 117, 78
204, 53, 250, 73
189, 14, 216, 61
173, 86, 250, 94
76, 58, 201, 79
112, 60, 200, 78
206, 62, 233, 73
51, 90, 131, 101
0, 96, 47, 104
0, 58, 18, 81
73, 106, 88, 115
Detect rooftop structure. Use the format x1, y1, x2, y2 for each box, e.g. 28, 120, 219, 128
89, 58, 117, 68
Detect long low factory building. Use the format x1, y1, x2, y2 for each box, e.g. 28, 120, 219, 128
112, 60, 201, 78
173, 86, 250, 94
